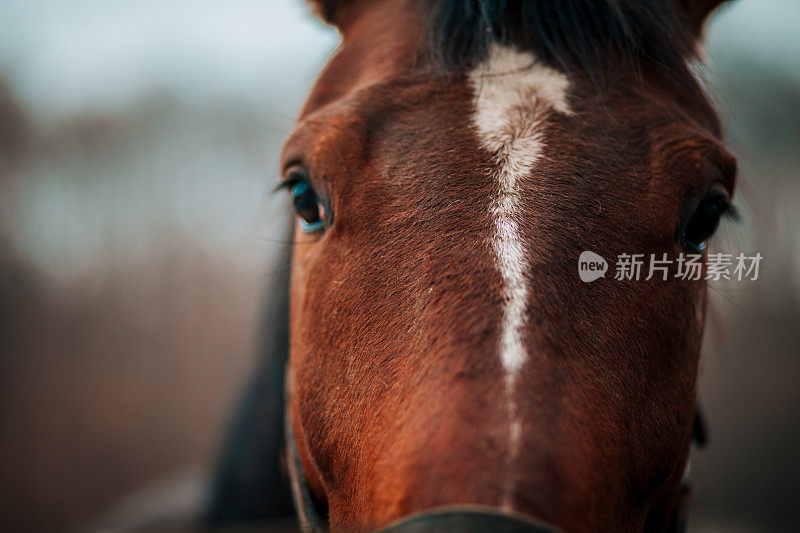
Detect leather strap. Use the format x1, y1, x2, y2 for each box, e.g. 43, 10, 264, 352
285, 400, 326, 532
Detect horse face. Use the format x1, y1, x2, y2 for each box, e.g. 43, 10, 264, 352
281, 1, 735, 530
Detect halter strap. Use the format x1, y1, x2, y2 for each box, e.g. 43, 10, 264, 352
285, 395, 326, 532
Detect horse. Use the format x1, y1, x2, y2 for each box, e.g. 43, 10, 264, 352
207, 1, 737, 531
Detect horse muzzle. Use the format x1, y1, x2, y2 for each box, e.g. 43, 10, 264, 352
287, 402, 562, 533
378, 506, 562, 533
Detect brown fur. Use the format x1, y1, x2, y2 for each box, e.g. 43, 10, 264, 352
284, 1, 735, 530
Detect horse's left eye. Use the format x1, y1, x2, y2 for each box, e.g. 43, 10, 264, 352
291, 180, 325, 232
682, 188, 732, 252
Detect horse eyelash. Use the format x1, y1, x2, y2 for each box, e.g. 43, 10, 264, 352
723, 202, 742, 224
273, 176, 304, 195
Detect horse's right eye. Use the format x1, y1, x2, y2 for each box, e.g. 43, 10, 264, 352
681, 186, 734, 253
290, 180, 325, 232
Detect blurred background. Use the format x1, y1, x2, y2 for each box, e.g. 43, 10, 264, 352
0, 0, 797, 531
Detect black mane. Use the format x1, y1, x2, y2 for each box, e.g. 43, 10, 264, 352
426, 0, 697, 86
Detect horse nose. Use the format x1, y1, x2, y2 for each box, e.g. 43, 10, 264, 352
378, 506, 562, 533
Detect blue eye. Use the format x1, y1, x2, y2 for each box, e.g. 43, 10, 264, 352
291, 181, 325, 232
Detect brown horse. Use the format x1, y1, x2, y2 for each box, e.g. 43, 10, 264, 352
208, 1, 737, 531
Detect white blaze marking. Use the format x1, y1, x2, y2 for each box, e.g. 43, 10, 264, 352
469, 43, 570, 509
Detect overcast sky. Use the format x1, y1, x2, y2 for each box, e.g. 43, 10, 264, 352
0, 0, 338, 120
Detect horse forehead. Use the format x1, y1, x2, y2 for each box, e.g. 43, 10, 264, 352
469, 45, 572, 164
470, 44, 572, 116
292, 42, 716, 187
295, 51, 574, 159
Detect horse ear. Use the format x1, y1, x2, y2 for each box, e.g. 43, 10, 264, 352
672, 0, 730, 37
308, 0, 340, 24
307, 0, 358, 30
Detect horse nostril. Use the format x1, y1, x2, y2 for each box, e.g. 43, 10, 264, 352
378, 506, 562, 533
